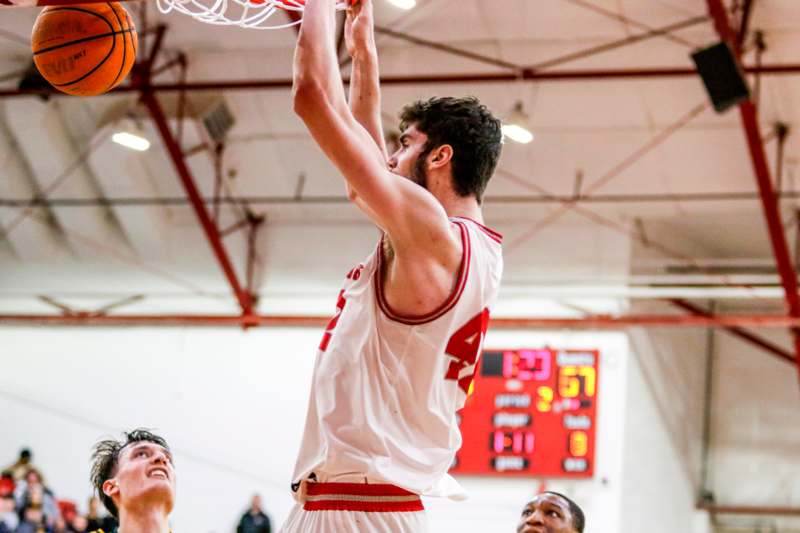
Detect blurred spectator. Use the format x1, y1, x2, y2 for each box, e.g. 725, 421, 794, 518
236, 494, 271, 533
69, 515, 88, 533
15, 471, 60, 526
0, 493, 18, 533
1, 449, 34, 482
0, 475, 13, 499
52, 517, 68, 533
57, 501, 76, 525
16, 505, 47, 533
84, 497, 115, 532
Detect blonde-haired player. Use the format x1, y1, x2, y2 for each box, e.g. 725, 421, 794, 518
282, 0, 504, 531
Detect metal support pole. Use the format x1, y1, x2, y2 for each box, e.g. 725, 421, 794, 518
775, 122, 789, 193
141, 91, 253, 315
737, 0, 754, 48
245, 215, 264, 300
699, 302, 716, 503
753, 30, 765, 108
212, 143, 224, 225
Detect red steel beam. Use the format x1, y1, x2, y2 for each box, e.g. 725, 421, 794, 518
3, 64, 800, 98
706, 0, 800, 383
3, 313, 800, 329
141, 91, 253, 315
12, 189, 800, 207
670, 299, 795, 365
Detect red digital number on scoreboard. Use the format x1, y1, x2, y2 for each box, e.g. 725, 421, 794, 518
450, 348, 599, 478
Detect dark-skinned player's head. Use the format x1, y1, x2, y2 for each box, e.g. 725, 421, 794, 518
90, 429, 175, 519
517, 491, 585, 533
397, 96, 502, 204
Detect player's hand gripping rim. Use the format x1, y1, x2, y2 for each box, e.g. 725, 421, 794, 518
345, 0, 375, 60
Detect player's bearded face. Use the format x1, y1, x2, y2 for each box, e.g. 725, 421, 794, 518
388, 124, 429, 190
112, 442, 176, 514
409, 152, 429, 190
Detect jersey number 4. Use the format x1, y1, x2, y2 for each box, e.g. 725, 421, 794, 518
318, 266, 363, 352
319, 289, 346, 352
444, 308, 490, 393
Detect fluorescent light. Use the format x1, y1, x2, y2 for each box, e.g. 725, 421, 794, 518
386, 0, 416, 9
502, 101, 534, 144
112, 131, 150, 151
502, 123, 534, 144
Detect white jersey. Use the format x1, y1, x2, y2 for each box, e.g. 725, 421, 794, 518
291, 217, 503, 500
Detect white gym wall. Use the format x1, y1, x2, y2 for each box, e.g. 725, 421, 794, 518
2, 324, 714, 533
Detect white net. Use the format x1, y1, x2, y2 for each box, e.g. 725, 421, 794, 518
156, 0, 351, 30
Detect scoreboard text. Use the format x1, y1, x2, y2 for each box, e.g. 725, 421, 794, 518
450, 348, 599, 478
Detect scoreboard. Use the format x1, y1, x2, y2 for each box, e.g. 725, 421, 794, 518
450, 348, 599, 478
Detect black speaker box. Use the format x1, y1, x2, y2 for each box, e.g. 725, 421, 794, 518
691, 41, 751, 113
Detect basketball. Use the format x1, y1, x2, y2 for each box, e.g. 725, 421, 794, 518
31, 2, 137, 97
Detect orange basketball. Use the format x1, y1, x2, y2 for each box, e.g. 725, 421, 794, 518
31, 2, 137, 97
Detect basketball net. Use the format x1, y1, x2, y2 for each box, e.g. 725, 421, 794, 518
156, 0, 351, 29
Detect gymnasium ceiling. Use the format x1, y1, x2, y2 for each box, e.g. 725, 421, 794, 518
2, 0, 800, 526
0, 0, 800, 323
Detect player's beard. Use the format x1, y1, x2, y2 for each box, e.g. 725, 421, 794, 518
410, 153, 429, 190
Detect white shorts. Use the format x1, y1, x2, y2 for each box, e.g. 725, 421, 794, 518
279, 482, 429, 533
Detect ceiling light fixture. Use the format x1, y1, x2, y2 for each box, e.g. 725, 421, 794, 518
501, 101, 534, 144
386, 0, 416, 9
112, 119, 151, 152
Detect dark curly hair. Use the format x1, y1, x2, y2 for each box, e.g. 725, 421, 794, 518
543, 491, 585, 533
90, 429, 170, 518
399, 96, 502, 203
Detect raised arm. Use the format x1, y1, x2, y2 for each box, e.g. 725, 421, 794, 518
345, 0, 387, 158
292, 0, 458, 260
343, 0, 386, 220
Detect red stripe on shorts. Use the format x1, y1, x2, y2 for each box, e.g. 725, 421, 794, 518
303, 482, 424, 513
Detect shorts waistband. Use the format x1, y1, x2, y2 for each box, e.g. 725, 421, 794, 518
303, 482, 424, 513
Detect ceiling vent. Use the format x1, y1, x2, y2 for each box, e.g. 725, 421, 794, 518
201, 99, 235, 144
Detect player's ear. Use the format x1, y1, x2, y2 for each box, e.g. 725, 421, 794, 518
428, 144, 453, 169
102, 479, 119, 498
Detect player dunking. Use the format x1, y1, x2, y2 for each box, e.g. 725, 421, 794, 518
282, 0, 503, 531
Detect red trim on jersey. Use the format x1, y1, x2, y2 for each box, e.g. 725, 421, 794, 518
451, 216, 503, 243
303, 482, 424, 512
375, 220, 471, 325
306, 482, 418, 497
